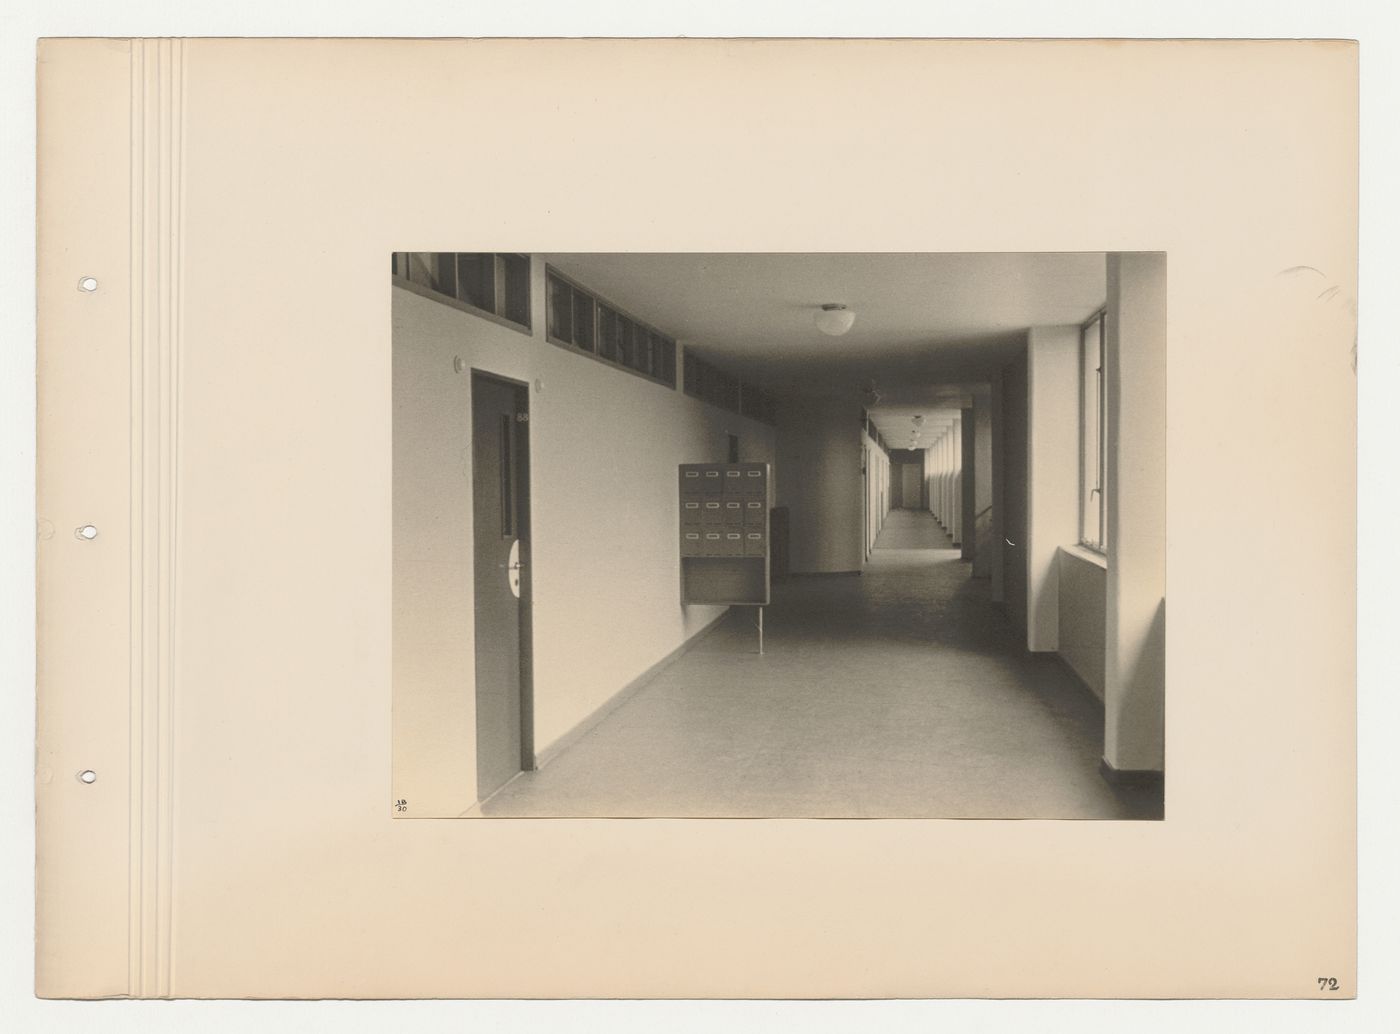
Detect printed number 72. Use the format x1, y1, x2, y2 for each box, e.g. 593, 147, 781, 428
1317, 977, 1339, 991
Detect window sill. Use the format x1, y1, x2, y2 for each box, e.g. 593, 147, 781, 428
1060, 544, 1108, 570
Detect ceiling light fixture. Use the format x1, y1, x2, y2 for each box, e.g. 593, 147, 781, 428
814, 303, 855, 337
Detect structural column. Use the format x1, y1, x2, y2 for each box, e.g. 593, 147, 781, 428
961, 407, 976, 561
971, 387, 994, 578
1026, 325, 1081, 652
990, 369, 1006, 602
951, 415, 962, 546
1103, 253, 1167, 774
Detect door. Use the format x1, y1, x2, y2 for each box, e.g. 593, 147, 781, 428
471, 372, 532, 800
900, 462, 922, 510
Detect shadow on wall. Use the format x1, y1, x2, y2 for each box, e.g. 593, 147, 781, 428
971, 507, 994, 579
1117, 596, 1166, 770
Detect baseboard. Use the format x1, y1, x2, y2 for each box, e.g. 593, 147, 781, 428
533, 608, 730, 771
789, 569, 862, 578
1098, 759, 1164, 793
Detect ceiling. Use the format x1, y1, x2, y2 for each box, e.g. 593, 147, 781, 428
545, 252, 1107, 403
866, 404, 962, 453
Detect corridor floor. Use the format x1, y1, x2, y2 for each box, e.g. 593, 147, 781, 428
482, 509, 1161, 819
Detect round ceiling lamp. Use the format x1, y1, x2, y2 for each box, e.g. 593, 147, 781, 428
814, 303, 855, 336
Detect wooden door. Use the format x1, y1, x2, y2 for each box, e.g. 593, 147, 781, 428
471, 373, 532, 800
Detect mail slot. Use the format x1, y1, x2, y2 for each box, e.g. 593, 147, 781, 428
679, 462, 772, 608
679, 467, 705, 496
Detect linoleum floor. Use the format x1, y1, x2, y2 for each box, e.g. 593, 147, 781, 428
483, 509, 1160, 819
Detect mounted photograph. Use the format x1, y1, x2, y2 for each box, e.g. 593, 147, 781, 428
390, 251, 1166, 820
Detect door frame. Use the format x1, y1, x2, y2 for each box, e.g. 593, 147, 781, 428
470, 369, 536, 776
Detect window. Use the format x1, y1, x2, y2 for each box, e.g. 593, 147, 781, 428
740, 384, 777, 425
1079, 310, 1107, 550
544, 267, 677, 388
392, 252, 532, 333
683, 351, 777, 426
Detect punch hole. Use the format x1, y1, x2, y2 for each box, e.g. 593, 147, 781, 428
78, 277, 99, 293
78, 770, 97, 784
76, 524, 99, 540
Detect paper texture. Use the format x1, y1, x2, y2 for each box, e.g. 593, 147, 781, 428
35, 37, 1356, 999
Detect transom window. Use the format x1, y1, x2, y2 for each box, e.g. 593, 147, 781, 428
684, 352, 777, 426
392, 252, 531, 333
545, 267, 677, 388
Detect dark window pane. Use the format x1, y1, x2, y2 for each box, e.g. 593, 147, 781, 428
456, 253, 495, 311
617, 318, 634, 367
683, 350, 698, 396
500, 415, 514, 538
407, 252, 445, 294
547, 274, 573, 344
432, 253, 457, 297
573, 290, 595, 352
659, 339, 676, 385
647, 332, 662, 378
500, 254, 530, 327
598, 305, 618, 361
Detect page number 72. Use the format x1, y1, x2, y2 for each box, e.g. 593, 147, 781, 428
1317, 977, 1340, 991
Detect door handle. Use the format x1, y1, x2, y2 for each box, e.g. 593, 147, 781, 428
503, 539, 522, 598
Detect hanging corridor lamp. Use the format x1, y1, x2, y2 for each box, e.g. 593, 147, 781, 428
814, 303, 855, 336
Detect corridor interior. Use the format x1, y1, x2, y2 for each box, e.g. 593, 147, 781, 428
391, 251, 1167, 823
480, 509, 1158, 819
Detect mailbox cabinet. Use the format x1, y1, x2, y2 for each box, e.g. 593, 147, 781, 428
679, 462, 770, 605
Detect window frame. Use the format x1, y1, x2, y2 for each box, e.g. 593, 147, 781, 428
683, 349, 777, 426
1078, 307, 1108, 553
391, 252, 534, 337
543, 265, 677, 389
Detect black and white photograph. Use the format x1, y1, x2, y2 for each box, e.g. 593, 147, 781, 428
391, 252, 1166, 820
19, 26, 1368, 1013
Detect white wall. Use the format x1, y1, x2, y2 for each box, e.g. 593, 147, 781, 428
1103, 253, 1167, 772
999, 347, 1030, 635
990, 368, 1006, 602
924, 416, 963, 545
1058, 547, 1107, 700
776, 400, 864, 574
970, 387, 995, 578
393, 261, 777, 815
861, 427, 890, 557
960, 407, 976, 561
1026, 325, 1082, 651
